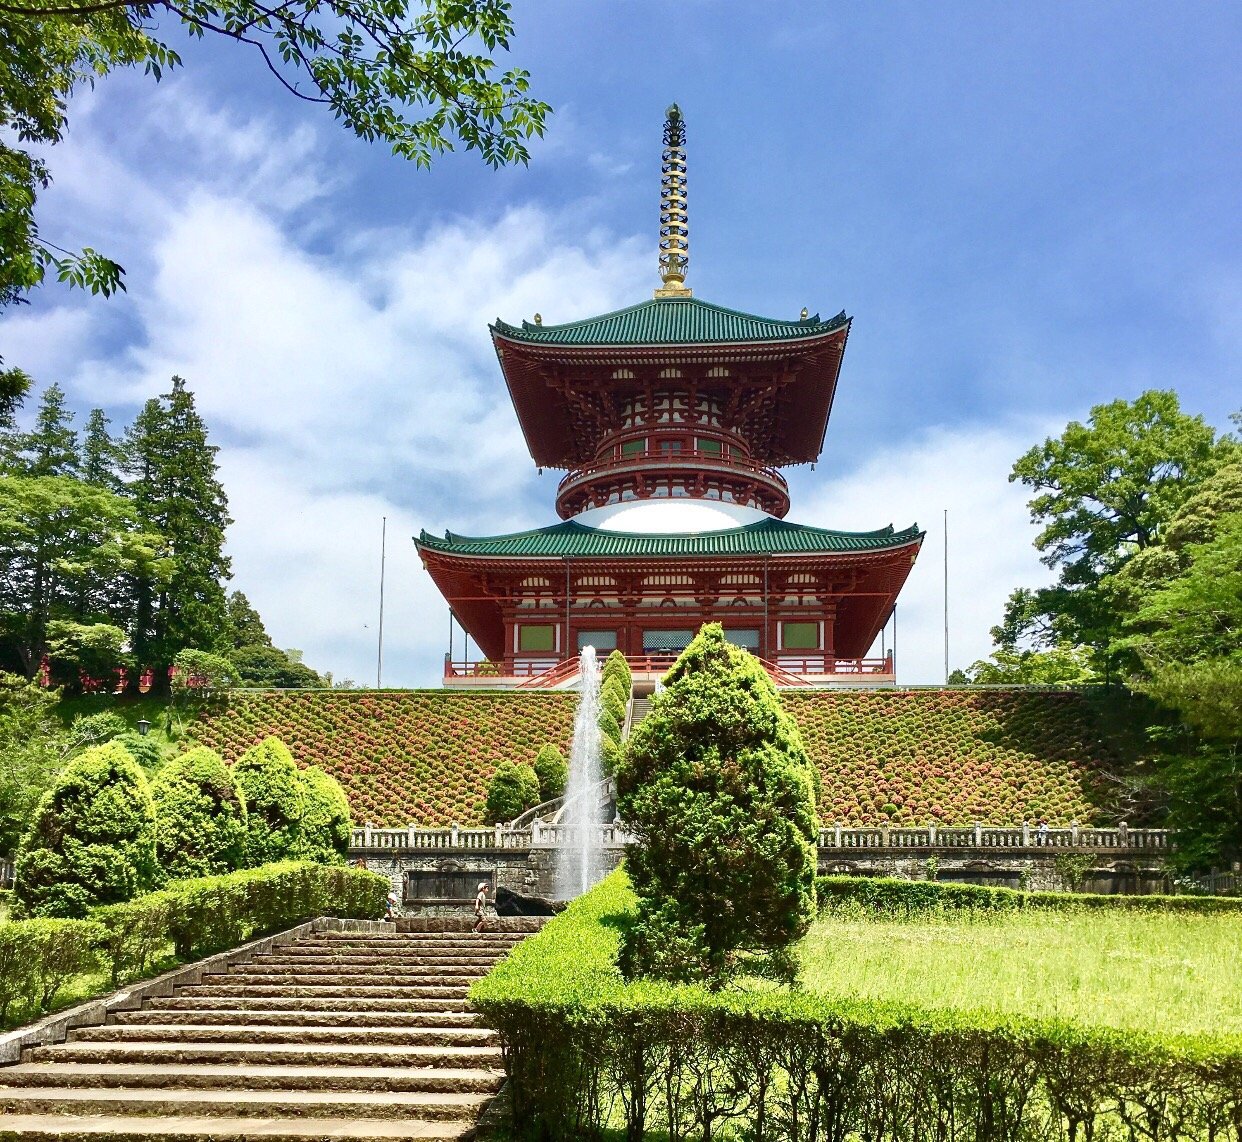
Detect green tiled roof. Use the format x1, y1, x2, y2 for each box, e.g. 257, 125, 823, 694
492, 297, 849, 347
417, 517, 923, 559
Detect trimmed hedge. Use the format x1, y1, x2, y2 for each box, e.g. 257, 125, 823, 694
296, 767, 352, 865
817, 874, 1242, 915
472, 869, 1242, 1142
232, 736, 305, 864
92, 861, 388, 984
0, 919, 102, 1022
150, 746, 249, 879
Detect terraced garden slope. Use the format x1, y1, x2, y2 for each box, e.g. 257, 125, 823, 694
783, 689, 1126, 826
190, 691, 576, 827
192, 688, 1133, 828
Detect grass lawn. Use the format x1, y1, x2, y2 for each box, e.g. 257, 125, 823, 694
798, 907, 1242, 1038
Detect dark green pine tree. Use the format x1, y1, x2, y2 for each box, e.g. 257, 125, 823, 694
0, 368, 32, 471
122, 377, 232, 673
80, 409, 123, 491
20, 383, 78, 477
226, 591, 272, 650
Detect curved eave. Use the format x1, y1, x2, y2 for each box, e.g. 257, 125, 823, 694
492, 322, 851, 470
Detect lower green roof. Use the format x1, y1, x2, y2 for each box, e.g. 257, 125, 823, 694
416, 518, 923, 559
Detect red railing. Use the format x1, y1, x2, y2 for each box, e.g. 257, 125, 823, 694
444, 652, 895, 687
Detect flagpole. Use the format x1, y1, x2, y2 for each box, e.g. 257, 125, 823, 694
943, 508, 949, 684
376, 516, 387, 689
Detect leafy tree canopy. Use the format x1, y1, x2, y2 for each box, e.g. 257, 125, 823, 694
0, 670, 63, 854
0, 0, 547, 320
150, 744, 248, 878
959, 642, 1099, 686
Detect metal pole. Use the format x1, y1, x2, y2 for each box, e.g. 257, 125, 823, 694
564, 557, 572, 661
376, 516, 387, 688
893, 605, 898, 678
448, 608, 454, 664
943, 508, 949, 684
763, 555, 770, 660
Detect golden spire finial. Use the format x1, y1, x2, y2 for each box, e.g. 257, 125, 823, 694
655, 103, 691, 298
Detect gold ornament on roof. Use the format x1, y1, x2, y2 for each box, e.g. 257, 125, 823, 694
655, 103, 691, 298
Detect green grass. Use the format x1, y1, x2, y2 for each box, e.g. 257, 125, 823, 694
799, 906, 1242, 1038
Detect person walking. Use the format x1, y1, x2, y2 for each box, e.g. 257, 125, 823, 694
472, 882, 490, 934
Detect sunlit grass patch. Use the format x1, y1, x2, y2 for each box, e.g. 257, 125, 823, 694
798, 906, 1242, 1037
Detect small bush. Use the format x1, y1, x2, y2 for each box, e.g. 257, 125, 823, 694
231, 736, 305, 865
532, 744, 568, 802
484, 762, 540, 824
66, 711, 128, 749
296, 767, 352, 864
599, 735, 620, 778
601, 649, 631, 695
150, 746, 249, 880
597, 707, 622, 745
117, 732, 165, 772
14, 741, 159, 917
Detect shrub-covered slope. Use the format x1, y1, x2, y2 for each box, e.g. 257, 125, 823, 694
192, 688, 1128, 828
783, 689, 1123, 826
190, 691, 576, 827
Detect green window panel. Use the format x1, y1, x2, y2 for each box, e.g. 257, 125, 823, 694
696, 437, 723, 455
519, 624, 557, 652
621, 438, 646, 457
782, 621, 820, 650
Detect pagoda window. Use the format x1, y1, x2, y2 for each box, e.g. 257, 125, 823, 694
781, 621, 821, 650
659, 440, 684, 455
577, 630, 618, 651
723, 629, 760, 650
696, 437, 722, 455
729, 444, 745, 461
518, 624, 557, 653
612, 369, 635, 380
643, 629, 695, 653
621, 438, 646, 458
706, 367, 730, 378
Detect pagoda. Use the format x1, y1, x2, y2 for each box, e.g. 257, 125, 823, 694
417, 106, 923, 688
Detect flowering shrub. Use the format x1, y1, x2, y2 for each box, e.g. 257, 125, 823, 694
190, 691, 576, 826
190, 689, 1121, 827
783, 689, 1120, 825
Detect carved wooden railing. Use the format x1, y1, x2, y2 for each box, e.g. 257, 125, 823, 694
351, 823, 1171, 855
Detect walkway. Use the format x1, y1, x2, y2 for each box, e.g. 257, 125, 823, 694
0, 922, 536, 1139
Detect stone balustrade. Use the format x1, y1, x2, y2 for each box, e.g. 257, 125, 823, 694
351, 823, 1170, 855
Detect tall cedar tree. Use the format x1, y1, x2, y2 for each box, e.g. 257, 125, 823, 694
80, 408, 123, 491
122, 376, 232, 672
617, 624, 819, 984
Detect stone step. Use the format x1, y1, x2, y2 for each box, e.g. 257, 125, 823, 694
216, 972, 488, 988
29, 1042, 502, 1069
292, 936, 523, 947
146, 997, 473, 1014
183, 983, 473, 999
0, 1064, 503, 1095
0, 1087, 490, 1122
0, 1113, 472, 1139
261, 946, 506, 958
395, 918, 544, 933
113, 1010, 483, 1029
236, 958, 497, 972
72, 1025, 496, 1048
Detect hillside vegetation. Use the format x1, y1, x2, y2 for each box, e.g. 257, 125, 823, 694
189, 691, 577, 827
190, 687, 1132, 828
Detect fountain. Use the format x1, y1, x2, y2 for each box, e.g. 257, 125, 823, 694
554, 646, 606, 899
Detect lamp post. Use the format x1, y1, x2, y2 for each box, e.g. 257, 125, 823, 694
136, 719, 151, 737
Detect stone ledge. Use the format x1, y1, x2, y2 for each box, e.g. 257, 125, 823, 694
0, 917, 395, 1065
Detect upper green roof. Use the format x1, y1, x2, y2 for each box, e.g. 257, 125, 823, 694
492, 296, 850, 347
417, 517, 922, 559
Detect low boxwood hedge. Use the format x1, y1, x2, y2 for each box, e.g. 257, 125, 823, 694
816, 874, 1242, 915
471, 869, 1242, 1142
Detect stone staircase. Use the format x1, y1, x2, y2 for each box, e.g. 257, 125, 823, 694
629, 696, 653, 730
0, 924, 532, 1140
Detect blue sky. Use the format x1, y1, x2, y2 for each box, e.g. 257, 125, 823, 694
3, 1, 1239, 685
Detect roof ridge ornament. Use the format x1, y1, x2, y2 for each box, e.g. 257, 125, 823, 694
655, 103, 691, 298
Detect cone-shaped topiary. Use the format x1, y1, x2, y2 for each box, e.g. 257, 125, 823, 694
151, 746, 249, 879
297, 766, 352, 864
484, 762, 540, 825
599, 735, 621, 779
532, 744, 568, 802
14, 741, 159, 917
601, 676, 629, 727
598, 707, 623, 745
602, 649, 632, 695
231, 736, 305, 865
616, 623, 819, 982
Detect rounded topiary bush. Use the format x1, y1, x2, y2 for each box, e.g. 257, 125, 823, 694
601, 674, 629, 716
616, 623, 819, 982
150, 745, 249, 879
116, 732, 165, 773
14, 741, 159, 917
484, 762, 540, 825
231, 736, 305, 865
599, 708, 623, 746
297, 766, 352, 864
602, 648, 631, 694
532, 744, 568, 802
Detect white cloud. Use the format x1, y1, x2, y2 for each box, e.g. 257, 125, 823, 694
798, 422, 1062, 684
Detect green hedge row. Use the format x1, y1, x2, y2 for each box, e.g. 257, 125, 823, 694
816, 874, 1242, 915
0, 862, 388, 1024
472, 869, 1242, 1142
